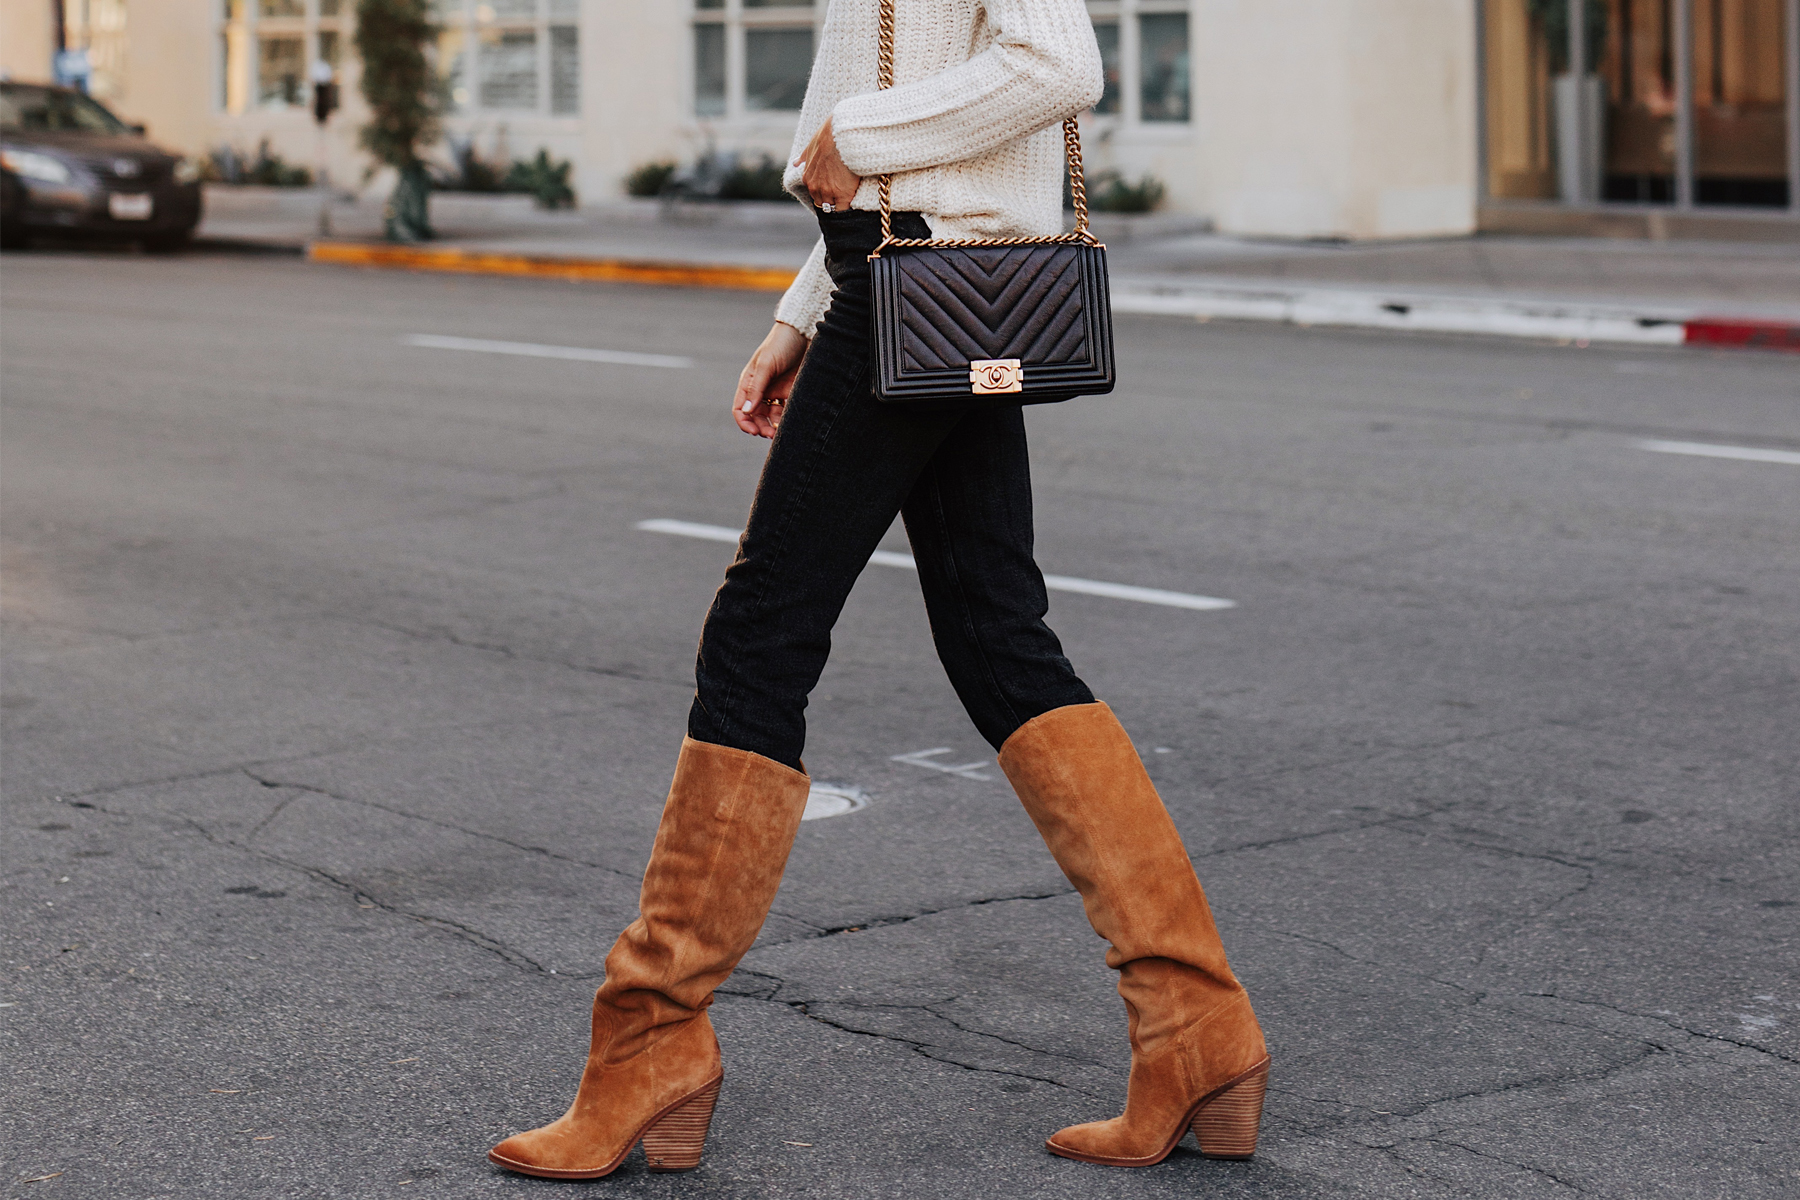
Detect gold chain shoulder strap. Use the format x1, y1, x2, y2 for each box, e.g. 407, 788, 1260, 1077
869, 0, 1097, 259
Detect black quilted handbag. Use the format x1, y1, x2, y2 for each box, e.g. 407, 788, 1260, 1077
866, 0, 1115, 408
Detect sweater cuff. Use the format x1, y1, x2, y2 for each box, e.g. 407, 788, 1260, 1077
774, 238, 833, 337
830, 93, 895, 178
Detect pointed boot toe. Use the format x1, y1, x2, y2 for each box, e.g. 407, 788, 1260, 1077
487, 1124, 594, 1178
1045, 1117, 1155, 1166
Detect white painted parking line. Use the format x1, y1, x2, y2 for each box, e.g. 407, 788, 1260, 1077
404, 334, 694, 369
1636, 439, 1800, 466
1037, 574, 1234, 610
636, 518, 742, 543
890, 748, 995, 781
635, 519, 1237, 612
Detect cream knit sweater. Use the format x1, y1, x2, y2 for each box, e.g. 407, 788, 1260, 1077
773, 0, 1104, 336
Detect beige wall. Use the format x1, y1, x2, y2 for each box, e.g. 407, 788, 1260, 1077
1193, 0, 1478, 239
114, 0, 216, 153
2, 0, 57, 83
579, 0, 689, 202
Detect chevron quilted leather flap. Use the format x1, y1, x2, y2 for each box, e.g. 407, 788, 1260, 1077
896, 245, 1090, 369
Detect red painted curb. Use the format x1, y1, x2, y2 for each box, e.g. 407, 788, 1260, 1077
1683, 318, 1800, 352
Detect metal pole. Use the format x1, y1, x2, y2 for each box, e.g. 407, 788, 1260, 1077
52, 0, 65, 53
1569, 0, 1586, 202
1673, 0, 1694, 208
1787, 0, 1799, 214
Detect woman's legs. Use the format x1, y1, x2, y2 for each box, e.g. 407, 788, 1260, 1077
900, 402, 1094, 748
688, 211, 963, 769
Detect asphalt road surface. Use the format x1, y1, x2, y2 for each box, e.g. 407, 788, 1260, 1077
3, 249, 1797, 1200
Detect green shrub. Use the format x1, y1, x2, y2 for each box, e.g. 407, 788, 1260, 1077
440, 136, 506, 192
1085, 171, 1165, 214
624, 160, 678, 197
201, 139, 312, 187
717, 155, 789, 202
503, 149, 576, 209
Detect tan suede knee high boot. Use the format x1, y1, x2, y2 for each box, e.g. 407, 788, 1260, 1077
999, 702, 1269, 1167
488, 738, 811, 1179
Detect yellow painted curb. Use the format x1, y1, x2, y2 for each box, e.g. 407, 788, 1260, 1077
307, 241, 798, 292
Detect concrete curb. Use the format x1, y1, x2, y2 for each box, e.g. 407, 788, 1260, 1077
306, 241, 798, 291
303, 240, 1800, 352
1109, 279, 1800, 351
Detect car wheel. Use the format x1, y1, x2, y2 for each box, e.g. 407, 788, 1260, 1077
0, 224, 27, 251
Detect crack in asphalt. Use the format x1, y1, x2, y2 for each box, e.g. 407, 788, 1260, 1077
1366, 1142, 1480, 1196
237, 768, 644, 885
811, 997, 1109, 1073
40, 763, 283, 805
1250, 923, 1481, 997
1419, 1134, 1591, 1194
783, 1000, 1101, 1096
160, 804, 556, 975
749, 888, 1078, 951
330, 611, 687, 689
1527, 991, 1800, 1068
243, 791, 299, 842
920, 1002, 1109, 1071
1368, 1041, 1665, 1131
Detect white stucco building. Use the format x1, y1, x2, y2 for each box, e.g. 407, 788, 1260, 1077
5, 1, 1795, 239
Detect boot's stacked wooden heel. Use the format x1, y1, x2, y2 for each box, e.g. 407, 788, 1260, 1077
1191, 1060, 1268, 1160
641, 1077, 723, 1172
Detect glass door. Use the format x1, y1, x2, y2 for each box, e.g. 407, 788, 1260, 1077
1692, 0, 1789, 206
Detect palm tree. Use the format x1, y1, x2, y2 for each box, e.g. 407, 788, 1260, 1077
355, 0, 438, 242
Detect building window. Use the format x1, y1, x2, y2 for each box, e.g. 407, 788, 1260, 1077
692, 0, 818, 120
435, 0, 581, 116
218, 0, 342, 114
1085, 1, 1190, 125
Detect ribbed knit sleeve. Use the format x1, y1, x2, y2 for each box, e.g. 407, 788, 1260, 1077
830, 0, 1103, 177
774, 237, 834, 337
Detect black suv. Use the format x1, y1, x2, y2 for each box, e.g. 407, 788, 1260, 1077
0, 82, 203, 250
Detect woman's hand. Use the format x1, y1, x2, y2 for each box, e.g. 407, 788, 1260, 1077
796, 118, 861, 212
734, 321, 809, 439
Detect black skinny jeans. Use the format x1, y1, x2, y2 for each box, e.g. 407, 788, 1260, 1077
688, 210, 1094, 770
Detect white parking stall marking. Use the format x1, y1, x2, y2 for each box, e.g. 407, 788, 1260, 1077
890, 748, 995, 781
1037, 574, 1235, 611
636, 520, 1237, 612
1636, 439, 1800, 466
635, 518, 742, 543
404, 334, 694, 370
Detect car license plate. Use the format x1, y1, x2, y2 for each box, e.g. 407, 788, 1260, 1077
109, 193, 153, 220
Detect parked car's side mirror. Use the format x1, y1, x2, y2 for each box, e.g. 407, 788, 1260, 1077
128, 122, 147, 136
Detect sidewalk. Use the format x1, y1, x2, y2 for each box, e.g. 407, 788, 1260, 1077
200, 185, 1800, 350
